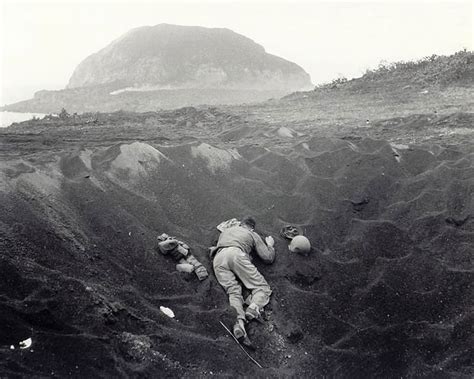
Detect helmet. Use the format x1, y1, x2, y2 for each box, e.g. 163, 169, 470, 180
289, 235, 311, 254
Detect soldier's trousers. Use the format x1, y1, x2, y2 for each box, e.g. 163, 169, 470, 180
213, 247, 272, 320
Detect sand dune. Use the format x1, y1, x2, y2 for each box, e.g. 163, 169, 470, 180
0, 112, 472, 376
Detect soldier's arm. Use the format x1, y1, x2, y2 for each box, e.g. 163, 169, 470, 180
251, 232, 275, 264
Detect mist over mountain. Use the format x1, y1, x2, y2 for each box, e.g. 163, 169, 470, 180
67, 24, 313, 92
2, 24, 313, 113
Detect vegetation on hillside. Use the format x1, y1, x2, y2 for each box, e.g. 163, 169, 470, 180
317, 49, 473, 90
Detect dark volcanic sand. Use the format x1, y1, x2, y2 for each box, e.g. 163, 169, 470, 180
0, 103, 473, 377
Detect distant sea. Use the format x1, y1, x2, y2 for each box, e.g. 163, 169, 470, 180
0, 111, 47, 128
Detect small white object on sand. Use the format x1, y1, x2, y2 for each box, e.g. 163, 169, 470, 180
277, 126, 295, 138
160, 306, 175, 318
19, 338, 32, 349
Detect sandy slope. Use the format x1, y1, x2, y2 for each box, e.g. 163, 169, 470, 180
0, 96, 473, 377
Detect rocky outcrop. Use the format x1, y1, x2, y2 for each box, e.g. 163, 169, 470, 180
67, 24, 313, 91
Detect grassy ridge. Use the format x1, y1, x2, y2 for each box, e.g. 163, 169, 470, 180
314, 50, 473, 91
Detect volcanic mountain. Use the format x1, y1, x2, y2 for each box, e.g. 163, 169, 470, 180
68, 24, 312, 91
2, 24, 312, 113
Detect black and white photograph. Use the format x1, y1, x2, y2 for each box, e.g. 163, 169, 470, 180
0, 0, 472, 377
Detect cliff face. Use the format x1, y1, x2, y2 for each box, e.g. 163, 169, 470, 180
67, 24, 313, 91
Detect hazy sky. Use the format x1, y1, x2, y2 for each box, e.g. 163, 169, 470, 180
0, 0, 472, 104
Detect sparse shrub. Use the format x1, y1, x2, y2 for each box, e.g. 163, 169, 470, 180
59, 108, 70, 120
314, 50, 472, 92
360, 50, 473, 86
316, 76, 349, 89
